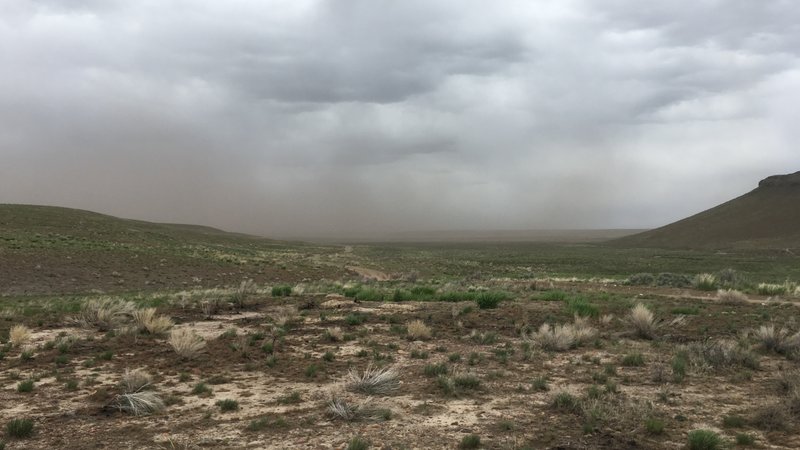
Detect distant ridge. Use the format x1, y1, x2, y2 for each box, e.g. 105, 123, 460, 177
611, 171, 800, 249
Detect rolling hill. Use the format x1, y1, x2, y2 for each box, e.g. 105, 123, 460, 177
612, 171, 800, 249
0, 204, 344, 295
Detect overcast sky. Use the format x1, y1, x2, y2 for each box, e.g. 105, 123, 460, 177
1, 1, 799, 239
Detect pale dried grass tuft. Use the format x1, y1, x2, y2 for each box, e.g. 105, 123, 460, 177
629, 303, 658, 339
406, 320, 431, 340
133, 308, 174, 334
346, 364, 400, 395
112, 391, 164, 416
168, 328, 206, 359
9, 324, 32, 347
325, 326, 344, 342
716, 289, 748, 304
120, 368, 153, 394
78, 297, 136, 331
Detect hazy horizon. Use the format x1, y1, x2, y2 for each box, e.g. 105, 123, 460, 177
2, 1, 799, 239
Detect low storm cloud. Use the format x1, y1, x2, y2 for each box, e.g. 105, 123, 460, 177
2, 0, 799, 238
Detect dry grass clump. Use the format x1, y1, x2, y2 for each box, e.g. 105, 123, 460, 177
754, 325, 800, 358
528, 317, 596, 351
168, 328, 206, 359
692, 273, 718, 291
681, 339, 760, 372
327, 394, 385, 422
717, 289, 748, 304
9, 324, 32, 347
132, 308, 174, 334
78, 297, 136, 331
629, 303, 658, 339
530, 324, 575, 351
232, 279, 257, 308
325, 326, 344, 342
406, 320, 432, 340
346, 364, 400, 395
120, 368, 153, 394
550, 389, 655, 433
571, 315, 597, 343
111, 391, 165, 416
757, 282, 790, 296
754, 325, 787, 352
751, 403, 790, 431
272, 305, 298, 328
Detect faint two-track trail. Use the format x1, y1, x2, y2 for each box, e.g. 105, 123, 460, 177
346, 265, 391, 281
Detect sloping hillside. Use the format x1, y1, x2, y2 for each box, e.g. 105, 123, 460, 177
0, 204, 344, 295
612, 171, 800, 249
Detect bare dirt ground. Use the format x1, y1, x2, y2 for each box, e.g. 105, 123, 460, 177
2, 285, 800, 449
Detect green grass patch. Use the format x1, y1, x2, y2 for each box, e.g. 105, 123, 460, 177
687, 429, 724, 450
564, 296, 599, 317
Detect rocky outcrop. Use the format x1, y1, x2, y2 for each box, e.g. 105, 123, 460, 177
758, 171, 800, 188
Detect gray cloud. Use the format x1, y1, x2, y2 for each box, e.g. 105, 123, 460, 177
1, 0, 799, 238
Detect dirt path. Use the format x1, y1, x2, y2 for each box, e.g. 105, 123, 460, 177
346, 265, 392, 281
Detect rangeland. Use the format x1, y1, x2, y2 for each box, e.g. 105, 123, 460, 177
1, 205, 800, 449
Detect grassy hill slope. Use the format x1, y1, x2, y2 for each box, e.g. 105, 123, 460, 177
0, 204, 344, 295
612, 171, 800, 249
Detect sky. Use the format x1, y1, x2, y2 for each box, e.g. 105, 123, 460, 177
1, 0, 799, 239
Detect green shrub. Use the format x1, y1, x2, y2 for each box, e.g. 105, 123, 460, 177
565, 296, 599, 318
453, 374, 481, 390
757, 283, 788, 296
271, 285, 292, 297
475, 291, 508, 309
355, 289, 383, 302
345, 313, 367, 326
424, 363, 448, 377
645, 418, 665, 435
716, 268, 741, 287
551, 392, 579, 411
346, 436, 370, 450
693, 274, 718, 291
410, 350, 429, 359
656, 273, 692, 288
438, 291, 478, 302
410, 286, 437, 298
735, 433, 755, 445
192, 382, 212, 396
343, 286, 361, 298
626, 273, 655, 285
6, 418, 34, 438
722, 415, 745, 428
531, 376, 549, 391
670, 306, 699, 315
672, 353, 688, 382
391, 289, 412, 302
687, 429, 723, 450
621, 353, 645, 367
278, 391, 302, 404
216, 399, 239, 412
305, 364, 319, 378
17, 380, 34, 393
539, 290, 567, 301
459, 434, 481, 449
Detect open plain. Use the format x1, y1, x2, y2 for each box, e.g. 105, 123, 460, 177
2, 205, 800, 449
